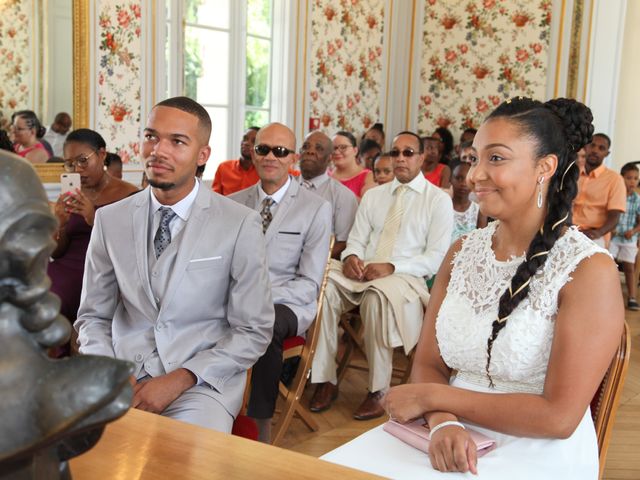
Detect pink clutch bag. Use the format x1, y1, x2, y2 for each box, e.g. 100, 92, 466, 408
383, 419, 497, 457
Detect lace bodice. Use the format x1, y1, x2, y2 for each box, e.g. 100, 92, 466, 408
436, 221, 608, 393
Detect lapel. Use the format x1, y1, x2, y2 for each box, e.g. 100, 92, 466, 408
159, 184, 212, 316
132, 189, 156, 308
264, 179, 298, 245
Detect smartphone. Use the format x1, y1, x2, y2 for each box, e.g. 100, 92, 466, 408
60, 173, 81, 193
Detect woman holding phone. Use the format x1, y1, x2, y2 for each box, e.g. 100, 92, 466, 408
48, 129, 137, 354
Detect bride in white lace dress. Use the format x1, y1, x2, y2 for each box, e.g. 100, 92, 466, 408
378, 98, 625, 478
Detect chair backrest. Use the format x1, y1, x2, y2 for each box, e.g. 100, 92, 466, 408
591, 321, 630, 478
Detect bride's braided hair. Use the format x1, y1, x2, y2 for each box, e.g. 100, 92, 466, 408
484, 97, 594, 386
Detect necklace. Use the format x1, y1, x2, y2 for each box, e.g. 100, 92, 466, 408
82, 173, 110, 204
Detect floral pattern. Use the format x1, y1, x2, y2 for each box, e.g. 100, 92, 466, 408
309, 0, 385, 135
95, 1, 143, 164
0, 0, 33, 118
417, 0, 551, 138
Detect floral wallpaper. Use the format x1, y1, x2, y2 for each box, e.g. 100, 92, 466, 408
309, 0, 385, 135
95, 1, 143, 165
0, 0, 34, 124
417, 0, 552, 138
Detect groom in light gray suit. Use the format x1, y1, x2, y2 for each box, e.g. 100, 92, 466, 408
230, 123, 332, 442
75, 97, 274, 433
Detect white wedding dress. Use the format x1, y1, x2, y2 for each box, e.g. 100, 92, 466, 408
322, 222, 605, 479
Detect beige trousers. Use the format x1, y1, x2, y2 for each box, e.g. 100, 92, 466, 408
311, 277, 423, 392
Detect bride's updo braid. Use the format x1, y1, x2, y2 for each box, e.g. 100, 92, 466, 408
483, 97, 594, 386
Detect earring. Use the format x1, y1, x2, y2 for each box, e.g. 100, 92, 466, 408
537, 176, 544, 209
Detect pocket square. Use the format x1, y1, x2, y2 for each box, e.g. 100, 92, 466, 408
189, 256, 222, 263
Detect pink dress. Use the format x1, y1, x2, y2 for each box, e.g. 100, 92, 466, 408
331, 169, 371, 198
14, 142, 50, 160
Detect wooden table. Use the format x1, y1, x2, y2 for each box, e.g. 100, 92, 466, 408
70, 409, 383, 479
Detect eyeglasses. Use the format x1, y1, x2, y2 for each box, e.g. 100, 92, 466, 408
389, 148, 418, 158
11, 126, 31, 132
254, 144, 295, 158
333, 144, 352, 153
63, 151, 97, 171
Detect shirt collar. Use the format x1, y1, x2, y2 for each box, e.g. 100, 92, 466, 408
583, 164, 606, 178
390, 173, 427, 194
300, 172, 330, 189
258, 175, 291, 205
149, 179, 200, 221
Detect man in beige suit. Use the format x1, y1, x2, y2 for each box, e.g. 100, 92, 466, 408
75, 97, 274, 433
230, 123, 332, 442
309, 131, 453, 420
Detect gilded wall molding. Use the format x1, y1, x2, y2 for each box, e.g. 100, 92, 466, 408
566, 0, 584, 99
72, 0, 90, 128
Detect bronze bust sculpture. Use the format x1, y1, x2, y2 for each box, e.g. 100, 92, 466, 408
0, 153, 132, 479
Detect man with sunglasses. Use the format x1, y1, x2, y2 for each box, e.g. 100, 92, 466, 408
310, 131, 453, 420
230, 122, 332, 443
299, 130, 358, 259
75, 97, 274, 433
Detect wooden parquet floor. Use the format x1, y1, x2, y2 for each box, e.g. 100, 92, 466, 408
275, 310, 640, 478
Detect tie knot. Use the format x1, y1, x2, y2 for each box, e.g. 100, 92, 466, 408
158, 207, 176, 224
302, 179, 314, 190
395, 185, 408, 196
262, 197, 275, 209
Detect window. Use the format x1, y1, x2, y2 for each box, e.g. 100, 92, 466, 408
161, 0, 285, 180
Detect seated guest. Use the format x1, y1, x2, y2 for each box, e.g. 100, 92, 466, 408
458, 140, 475, 164
310, 131, 453, 420
330, 131, 376, 199
231, 123, 332, 442
49, 129, 138, 339
433, 126, 454, 165
372, 152, 394, 185
421, 136, 451, 189
299, 130, 358, 259
573, 133, 626, 247
10, 110, 50, 164
212, 126, 260, 195
104, 152, 123, 179
609, 163, 640, 310
362, 122, 385, 150
450, 161, 487, 243
383, 97, 622, 477
358, 138, 382, 170
43, 112, 73, 157
453, 127, 477, 160
75, 97, 274, 433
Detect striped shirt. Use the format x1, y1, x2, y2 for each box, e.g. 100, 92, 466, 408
613, 191, 640, 243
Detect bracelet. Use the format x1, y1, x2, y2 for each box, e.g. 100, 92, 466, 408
429, 420, 465, 439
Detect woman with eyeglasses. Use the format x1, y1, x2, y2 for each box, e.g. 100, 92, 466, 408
10, 110, 51, 164
330, 131, 376, 199
48, 129, 138, 354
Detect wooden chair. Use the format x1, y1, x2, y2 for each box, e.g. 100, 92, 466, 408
591, 321, 630, 479
231, 368, 259, 440
271, 238, 334, 446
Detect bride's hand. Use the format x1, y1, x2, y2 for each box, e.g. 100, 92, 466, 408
428, 425, 478, 474
383, 384, 432, 423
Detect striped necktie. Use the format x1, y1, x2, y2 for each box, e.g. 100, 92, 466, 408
374, 185, 408, 261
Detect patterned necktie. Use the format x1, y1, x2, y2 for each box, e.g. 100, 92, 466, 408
154, 207, 177, 259
374, 185, 408, 261
260, 197, 275, 233
302, 179, 314, 190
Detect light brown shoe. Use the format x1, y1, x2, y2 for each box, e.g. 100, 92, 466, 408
353, 391, 385, 420
309, 382, 338, 413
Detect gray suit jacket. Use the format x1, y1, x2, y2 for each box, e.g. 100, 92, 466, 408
230, 178, 332, 334
75, 184, 274, 416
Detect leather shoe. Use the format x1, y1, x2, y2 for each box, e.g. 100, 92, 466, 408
309, 382, 338, 412
353, 391, 385, 420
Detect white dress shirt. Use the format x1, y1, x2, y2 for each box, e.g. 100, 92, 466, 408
341, 174, 453, 278
149, 179, 200, 243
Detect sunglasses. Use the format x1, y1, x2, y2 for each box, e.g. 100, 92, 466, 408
254, 144, 295, 158
389, 148, 418, 158
63, 151, 97, 172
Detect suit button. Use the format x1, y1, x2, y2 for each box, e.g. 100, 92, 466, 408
151, 271, 158, 277
134, 353, 143, 362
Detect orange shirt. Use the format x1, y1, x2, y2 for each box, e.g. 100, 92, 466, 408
212, 159, 260, 195
573, 164, 626, 229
